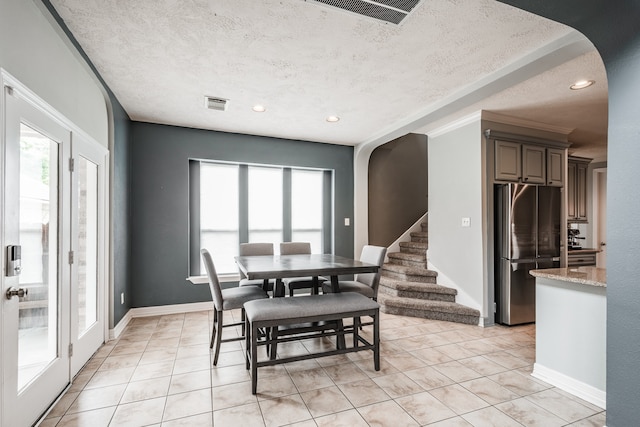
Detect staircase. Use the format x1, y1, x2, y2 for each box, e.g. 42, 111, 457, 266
377, 222, 481, 325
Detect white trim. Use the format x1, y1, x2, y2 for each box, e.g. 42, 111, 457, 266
532, 363, 606, 409
109, 309, 132, 341
386, 212, 428, 261
481, 111, 573, 136
428, 112, 482, 138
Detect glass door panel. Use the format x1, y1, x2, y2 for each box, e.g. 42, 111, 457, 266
77, 156, 98, 336
17, 123, 59, 391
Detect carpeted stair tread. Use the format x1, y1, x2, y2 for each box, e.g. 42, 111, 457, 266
378, 294, 480, 325
400, 241, 428, 249
379, 278, 456, 295
388, 252, 425, 262
382, 263, 437, 277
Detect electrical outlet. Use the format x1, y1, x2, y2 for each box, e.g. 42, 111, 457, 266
344, 218, 350, 226
121, 292, 125, 304
461, 217, 471, 227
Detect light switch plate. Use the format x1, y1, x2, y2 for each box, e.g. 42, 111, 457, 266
344, 218, 350, 226
461, 217, 471, 227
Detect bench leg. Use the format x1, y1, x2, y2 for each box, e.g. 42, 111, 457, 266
336, 319, 346, 349
269, 327, 278, 360
373, 311, 380, 371
245, 317, 251, 370
251, 324, 259, 394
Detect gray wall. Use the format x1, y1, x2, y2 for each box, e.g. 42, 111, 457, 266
498, 1, 640, 424
368, 133, 428, 247
130, 122, 354, 308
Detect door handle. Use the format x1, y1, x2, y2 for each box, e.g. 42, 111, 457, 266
5, 287, 28, 299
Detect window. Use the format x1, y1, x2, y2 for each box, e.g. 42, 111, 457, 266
190, 161, 332, 276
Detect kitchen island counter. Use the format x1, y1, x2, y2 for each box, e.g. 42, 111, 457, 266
530, 266, 606, 288
530, 266, 606, 409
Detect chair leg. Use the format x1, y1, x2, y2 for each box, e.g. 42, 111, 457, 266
213, 310, 223, 366
210, 309, 218, 349
241, 308, 246, 337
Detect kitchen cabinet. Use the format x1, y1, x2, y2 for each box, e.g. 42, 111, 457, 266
568, 252, 597, 266
567, 157, 590, 222
494, 140, 565, 186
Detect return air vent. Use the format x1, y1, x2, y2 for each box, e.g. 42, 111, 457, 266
204, 96, 228, 111
302, 0, 424, 25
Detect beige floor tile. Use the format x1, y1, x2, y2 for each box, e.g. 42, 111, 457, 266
46, 391, 79, 418
120, 376, 171, 403
179, 333, 210, 347
150, 327, 182, 340
212, 381, 258, 410
488, 369, 551, 396
396, 391, 457, 425
357, 399, 419, 426
172, 355, 211, 375
496, 397, 566, 426
411, 347, 454, 365
138, 348, 178, 365
146, 336, 181, 350
110, 341, 147, 356
372, 372, 423, 398
404, 366, 455, 390
210, 363, 252, 387
68, 371, 94, 393
383, 352, 427, 371
429, 384, 490, 415
130, 360, 174, 382
461, 406, 523, 426
214, 402, 265, 427
168, 369, 212, 395
84, 367, 135, 389
175, 343, 211, 359
259, 394, 312, 427
435, 343, 480, 359
283, 358, 323, 373
66, 384, 127, 414
109, 397, 166, 427
289, 367, 335, 392
337, 378, 390, 407
459, 377, 519, 405
162, 412, 213, 427
315, 409, 369, 427
353, 356, 399, 378
97, 353, 142, 371
300, 385, 353, 417
426, 416, 474, 426
256, 373, 299, 399
568, 412, 607, 427
163, 388, 213, 422
525, 389, 599, 423
322, 362, 368, 384
37, 416, 61, 427
432, 360, 484, 383
483, 351, 530, 369
457, 355, 508, 376
56, 406, 116, 427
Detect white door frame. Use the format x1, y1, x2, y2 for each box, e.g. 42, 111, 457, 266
592, 167, 607, 268
1, 70, 109, 425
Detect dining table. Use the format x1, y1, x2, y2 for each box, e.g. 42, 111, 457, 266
234, 253, 379, 297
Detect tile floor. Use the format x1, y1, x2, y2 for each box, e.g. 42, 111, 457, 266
40, 309, 606, 426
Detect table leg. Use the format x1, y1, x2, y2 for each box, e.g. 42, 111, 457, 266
275, 279, 285, 297
312, 276, 319, 295
330, 275, 340, 293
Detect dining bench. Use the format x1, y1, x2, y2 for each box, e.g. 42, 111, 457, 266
243, 292, 380, 394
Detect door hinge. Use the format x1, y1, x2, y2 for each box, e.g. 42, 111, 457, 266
68, 343, 73, 357
69, 158, 75, 172
68, 251, 74, 265
493, 302, 497, 313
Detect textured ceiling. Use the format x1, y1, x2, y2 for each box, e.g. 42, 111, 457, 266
50, 0, 608, 159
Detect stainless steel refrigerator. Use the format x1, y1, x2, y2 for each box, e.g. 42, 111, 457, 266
495, 183, 561, 325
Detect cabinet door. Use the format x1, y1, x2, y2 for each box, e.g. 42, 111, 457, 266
522, 144, 546, 184
576, 163, 588, 221
546, 148, 565, 187
567, 162, 576, 219
495, 141, 521, 182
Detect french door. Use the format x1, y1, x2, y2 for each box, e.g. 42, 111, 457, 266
1, 78, 107, 426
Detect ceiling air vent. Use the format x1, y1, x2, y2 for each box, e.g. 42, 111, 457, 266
302, 0, 424, 25
204, 96, 228, 111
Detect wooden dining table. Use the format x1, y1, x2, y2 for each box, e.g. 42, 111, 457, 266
234, 253, 379, 297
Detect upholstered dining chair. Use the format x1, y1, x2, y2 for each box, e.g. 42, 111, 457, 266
280, 242, 326, 297
238, 242, 275, 292
201, 249, 268, 365
322, 245, 387, 301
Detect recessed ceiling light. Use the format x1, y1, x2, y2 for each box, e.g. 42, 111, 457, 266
252, 105, 266, 112
570, 80, 595, 90
326, 115, 340, 123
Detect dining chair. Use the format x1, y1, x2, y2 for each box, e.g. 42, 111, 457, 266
201, 249, 269, 365
238, 242, 275, 292
280, 242, 325, 296
322, 245, 387, 300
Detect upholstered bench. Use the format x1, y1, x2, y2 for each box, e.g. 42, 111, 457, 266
244, 292, 380, 394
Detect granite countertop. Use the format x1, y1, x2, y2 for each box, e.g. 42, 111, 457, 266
530, 266, 606, 288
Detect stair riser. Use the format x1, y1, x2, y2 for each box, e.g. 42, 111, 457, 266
378, 287, 456, 302
380, 305, 479, 325
399, 246, 427, 255
381, 271, 437, 283
411, 237, 429, 243
387, 258, 426, 268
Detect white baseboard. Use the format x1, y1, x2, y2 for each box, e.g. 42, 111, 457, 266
532, 363, 606, 409
109, 301, 212, 340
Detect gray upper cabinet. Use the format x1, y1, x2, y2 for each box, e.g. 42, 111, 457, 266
493, 137, 566, 186
568, 157, 590, 222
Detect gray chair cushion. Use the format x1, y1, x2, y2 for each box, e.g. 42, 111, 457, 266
221, 285, 268, 310
322, 280, 375, 298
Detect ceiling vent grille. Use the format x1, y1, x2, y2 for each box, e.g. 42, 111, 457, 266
302, 0, 424, 25
204, 96, 228, 111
